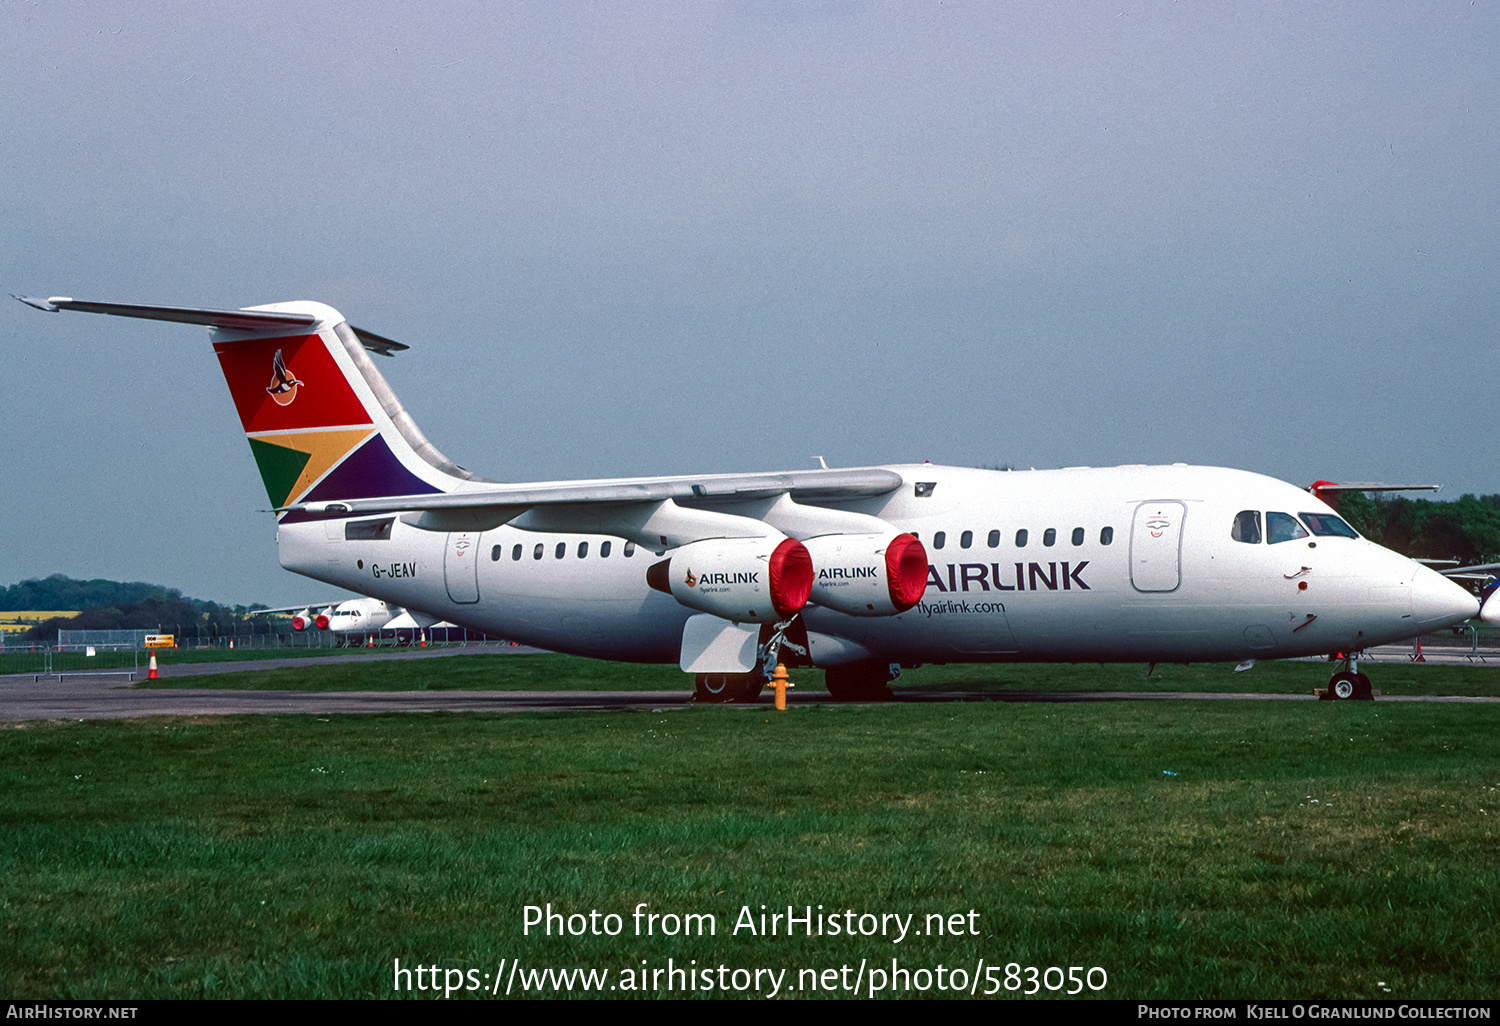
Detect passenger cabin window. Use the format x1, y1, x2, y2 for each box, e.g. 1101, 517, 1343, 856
533, 543, 544, 560
555, 542, 566, 559
1231, 510, 1262, 544
491, 545, 502, 561
1100, 526, 1114, 545
1266, 512, 1309, 544
1015, 529, 1028, 547
1299, 512, 1359, 539
933, 531, 946, 550
987, 530, 1000, 548
601, 540, 612, 558
623, 541, 636, 557
1043, 528, 1056, 547
512, 544, 522, 561
577, 541, 589, 558
1071, 527, 1085, 546
960, 530, 973, 549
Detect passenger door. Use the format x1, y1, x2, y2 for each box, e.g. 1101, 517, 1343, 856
444, 531, 480, 603
1130, 501, 1185, 593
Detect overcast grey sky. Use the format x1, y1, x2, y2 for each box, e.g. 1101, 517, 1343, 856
2, 1, 1496, 606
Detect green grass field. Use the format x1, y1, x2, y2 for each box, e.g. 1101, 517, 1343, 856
2, 681, 1497, 999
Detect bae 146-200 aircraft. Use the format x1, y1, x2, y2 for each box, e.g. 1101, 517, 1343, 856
18, 295, 1493, 702
253, 597, 455, 645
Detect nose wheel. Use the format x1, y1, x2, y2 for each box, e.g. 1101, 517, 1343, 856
1323, 655, 1373, 701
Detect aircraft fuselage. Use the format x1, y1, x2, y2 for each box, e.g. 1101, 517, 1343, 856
278, 462, 1473, 667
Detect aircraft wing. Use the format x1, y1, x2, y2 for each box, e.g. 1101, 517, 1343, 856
287, 467, 905, 516
1306, 481, 1441, 495
285, 468, 908, 540
1439, 562, 1500, 579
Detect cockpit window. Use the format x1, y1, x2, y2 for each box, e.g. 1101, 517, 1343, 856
1299, 512, 1359, 539
1266, 512, 1309, 544
1231, 510, 1262, 544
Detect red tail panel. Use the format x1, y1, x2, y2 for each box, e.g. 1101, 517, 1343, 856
213, 335, 372, 432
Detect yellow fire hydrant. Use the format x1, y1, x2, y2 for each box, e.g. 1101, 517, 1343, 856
772, 663, 792, 711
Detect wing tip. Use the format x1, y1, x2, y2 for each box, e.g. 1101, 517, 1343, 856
13, 294, 62, 312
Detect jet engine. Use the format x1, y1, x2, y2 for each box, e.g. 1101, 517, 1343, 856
290, 608, 313, 631
1481, 580, 1500, 625
647, 536, 813, 623
802, 531, 928, 616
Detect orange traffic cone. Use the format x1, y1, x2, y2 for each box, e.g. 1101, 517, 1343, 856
147, 651, 158, 679
420, 631, 427, 648
367, 635, 374, 648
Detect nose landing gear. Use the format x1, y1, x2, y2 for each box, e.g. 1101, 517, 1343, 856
1321, 653, 1373, 700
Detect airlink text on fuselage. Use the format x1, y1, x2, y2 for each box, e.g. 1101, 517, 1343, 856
926, 561, 1091, 592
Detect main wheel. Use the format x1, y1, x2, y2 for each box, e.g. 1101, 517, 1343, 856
824, 663, 896, 702
693, 672, 765, 703
1330, 671, 1359, 700
1353, 672, 1374, 700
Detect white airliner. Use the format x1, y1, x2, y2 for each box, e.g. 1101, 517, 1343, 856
257, 598, 446, 639
18, 295, 1491, 701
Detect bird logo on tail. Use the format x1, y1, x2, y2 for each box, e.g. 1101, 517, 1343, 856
266, 349, 305, 406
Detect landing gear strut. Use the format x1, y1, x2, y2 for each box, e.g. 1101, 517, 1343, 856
1323, 653, 1373, 701
691, 617, 804, 704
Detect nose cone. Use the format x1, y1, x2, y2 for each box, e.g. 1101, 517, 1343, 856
1411, 564, 1480, 629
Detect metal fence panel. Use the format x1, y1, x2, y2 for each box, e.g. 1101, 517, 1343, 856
56, 629, 155, 650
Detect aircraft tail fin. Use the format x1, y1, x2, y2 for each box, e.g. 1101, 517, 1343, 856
16, 296, 476, 513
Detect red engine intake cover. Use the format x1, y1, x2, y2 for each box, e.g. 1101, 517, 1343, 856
768, 537, 814, 617
884, 533, 928, 611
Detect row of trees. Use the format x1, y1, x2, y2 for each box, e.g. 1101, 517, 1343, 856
3, 575, 272, 642
0, 574, 179, 612
1335, 493, 1500, 567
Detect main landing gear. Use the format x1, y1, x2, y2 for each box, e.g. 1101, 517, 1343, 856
1322, 653, 1373, 701
693, 672, 765, 703
692, 619, 804, 704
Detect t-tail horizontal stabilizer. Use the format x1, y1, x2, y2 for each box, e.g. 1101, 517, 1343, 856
13, 296, 408, 355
